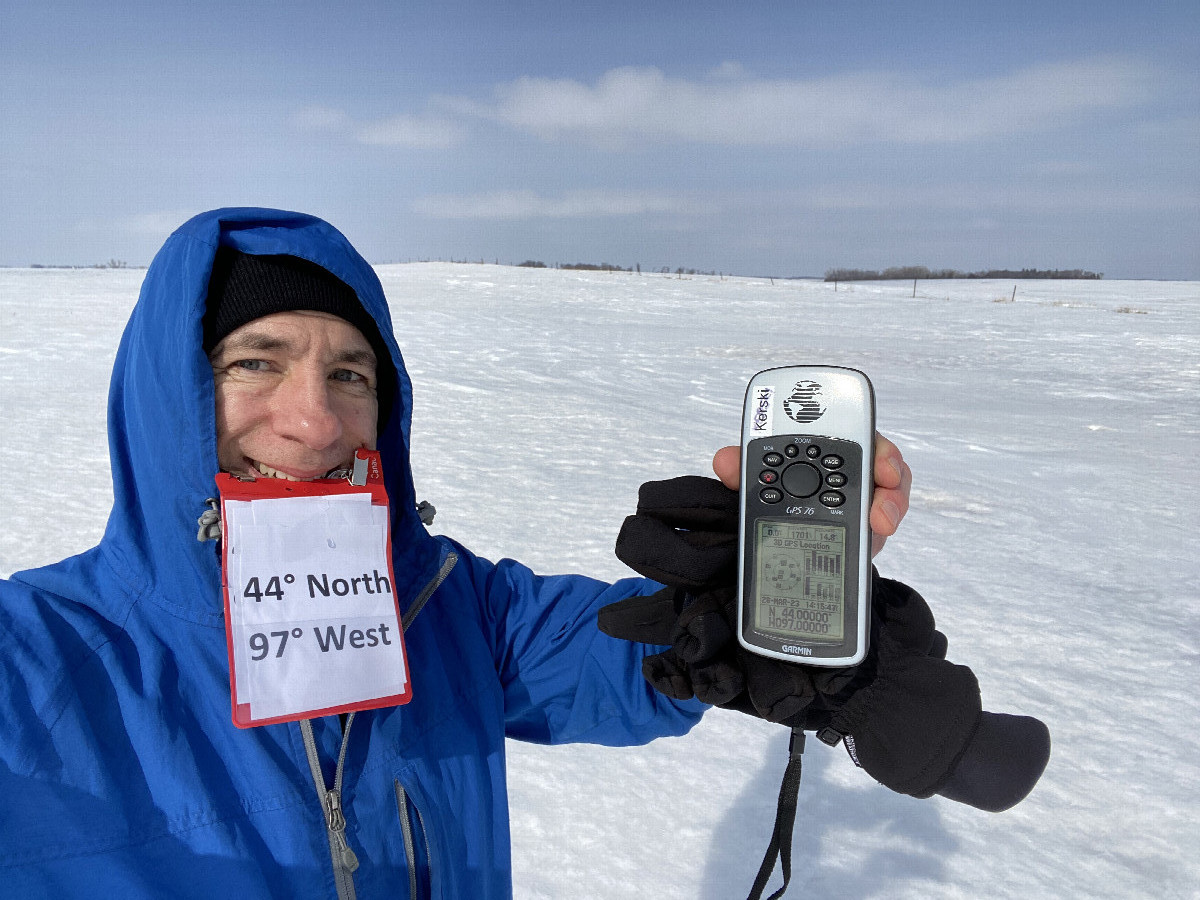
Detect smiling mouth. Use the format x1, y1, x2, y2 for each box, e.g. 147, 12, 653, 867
247, 459, 350, 482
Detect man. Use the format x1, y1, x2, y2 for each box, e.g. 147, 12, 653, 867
0, 208, 1037, 899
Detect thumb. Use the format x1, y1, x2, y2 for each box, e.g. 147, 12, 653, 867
598, 587, 681, 646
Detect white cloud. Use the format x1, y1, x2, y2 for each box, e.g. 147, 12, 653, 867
290, 105, 467, 149
356, 114, 467, 149
293, 56, 1157, 155
412, 189, 690, 220
710, 61, 748, 80
452, 57, 1155, 149
792, 183, 1192, 212
290, 105, 353, 132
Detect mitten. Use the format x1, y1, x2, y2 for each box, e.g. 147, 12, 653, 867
816, 577, 1050, 811
602, 474, 1050, 811
600, 476, 854, 725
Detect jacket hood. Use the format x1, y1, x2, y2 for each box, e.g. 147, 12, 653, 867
101, 207, 437, 624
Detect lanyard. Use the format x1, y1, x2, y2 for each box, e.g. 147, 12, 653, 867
747, 728, 807, 900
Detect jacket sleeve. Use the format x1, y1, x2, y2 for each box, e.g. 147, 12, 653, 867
452, 542, 707, 747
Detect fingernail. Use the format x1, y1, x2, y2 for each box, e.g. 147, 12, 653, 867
882, 499, 900, 528
888, 458, 902, 482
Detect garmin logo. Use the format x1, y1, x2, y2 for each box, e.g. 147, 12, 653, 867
781, 645, 812, 656
783, 381, 825, 424
751, 386, 773, 431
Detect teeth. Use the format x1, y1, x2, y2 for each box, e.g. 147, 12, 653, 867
250, 460, 351, 481
255, 462, 300, 482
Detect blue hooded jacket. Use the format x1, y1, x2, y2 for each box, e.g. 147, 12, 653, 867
0, 209, 705, 898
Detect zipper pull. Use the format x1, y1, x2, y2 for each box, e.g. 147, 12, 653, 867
324, 789, 360, 873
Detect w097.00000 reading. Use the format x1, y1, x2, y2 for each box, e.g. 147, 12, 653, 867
754, 521, 846, 641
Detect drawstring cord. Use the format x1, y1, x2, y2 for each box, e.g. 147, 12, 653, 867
197, 498, 221, 542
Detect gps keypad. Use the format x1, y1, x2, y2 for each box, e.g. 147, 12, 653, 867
751, 438, 858, 508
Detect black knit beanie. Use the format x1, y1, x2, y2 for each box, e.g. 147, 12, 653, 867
204, 247, 395, 428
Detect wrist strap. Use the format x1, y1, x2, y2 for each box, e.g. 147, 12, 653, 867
747, 728, 806, 900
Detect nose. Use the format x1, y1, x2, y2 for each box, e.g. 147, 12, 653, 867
273, 370, 343, 451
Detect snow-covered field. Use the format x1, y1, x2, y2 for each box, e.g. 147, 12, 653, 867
1, 264, 1197, 898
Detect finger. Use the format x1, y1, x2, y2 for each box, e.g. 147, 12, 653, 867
690, 657, 746, 706
873, 432, 904, 490
597, 588, 681, 645
871, 532, 888, 558
673, 593, 734, 663
712, 445, 740, 489
744, 657, 816, 723
642, 651, 696, 701
637, 476, 738, 530
870, 462, 911, 557
870, 459, 911, 535
615, 514, 736, 587
872, 575, 937, 652
870, 487, 904, 557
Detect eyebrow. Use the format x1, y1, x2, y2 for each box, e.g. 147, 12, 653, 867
334, 348, 378, 369
212, 332, 377, 368
217, 333, 291, 354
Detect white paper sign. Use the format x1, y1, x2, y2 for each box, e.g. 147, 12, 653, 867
219, 475, 411, 727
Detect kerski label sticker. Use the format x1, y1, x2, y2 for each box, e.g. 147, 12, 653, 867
216, 450, 412, 728
751, 385, 774, 433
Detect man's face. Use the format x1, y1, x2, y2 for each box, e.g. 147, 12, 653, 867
210, 311, 379, 480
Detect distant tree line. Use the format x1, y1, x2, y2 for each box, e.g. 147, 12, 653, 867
518, 260, 727, 277
519, 260, 632, 272
560, 262, 630, 272
825, 266, 1102, 282
27, 259, 136, 270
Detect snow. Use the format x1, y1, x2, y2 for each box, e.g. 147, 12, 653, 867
2, 264, 1198, 898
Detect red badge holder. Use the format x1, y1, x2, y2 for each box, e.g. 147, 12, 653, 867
216, 449, 412, 728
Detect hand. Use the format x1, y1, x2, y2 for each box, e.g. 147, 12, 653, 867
817, 574, 1050, 811
601, 473, 1050, 812
598, 475, 832, 725
711, 432, 912, 557
598, 475, 917, 728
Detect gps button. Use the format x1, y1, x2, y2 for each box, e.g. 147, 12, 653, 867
781, 462, 822, 498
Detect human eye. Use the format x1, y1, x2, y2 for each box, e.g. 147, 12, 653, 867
233, 359, 271, 372
330, 368, 368, 384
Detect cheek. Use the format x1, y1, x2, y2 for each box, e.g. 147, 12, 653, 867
351, 402, 379, 449
332, 394, 378, 449
212, 384, 232, 442
213, 384, 264, 450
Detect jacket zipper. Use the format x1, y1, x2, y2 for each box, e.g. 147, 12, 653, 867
394, 780, 436, 900
403, 552, 457, 632
302, 714, 360, 900
396, 781, 419, 900
297, 550, 456, 898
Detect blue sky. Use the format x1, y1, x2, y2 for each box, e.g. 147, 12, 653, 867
3, 1, 1197, 277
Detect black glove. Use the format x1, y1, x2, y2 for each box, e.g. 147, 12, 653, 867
599, 476, 827, 724
600, 475, 1050, 811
